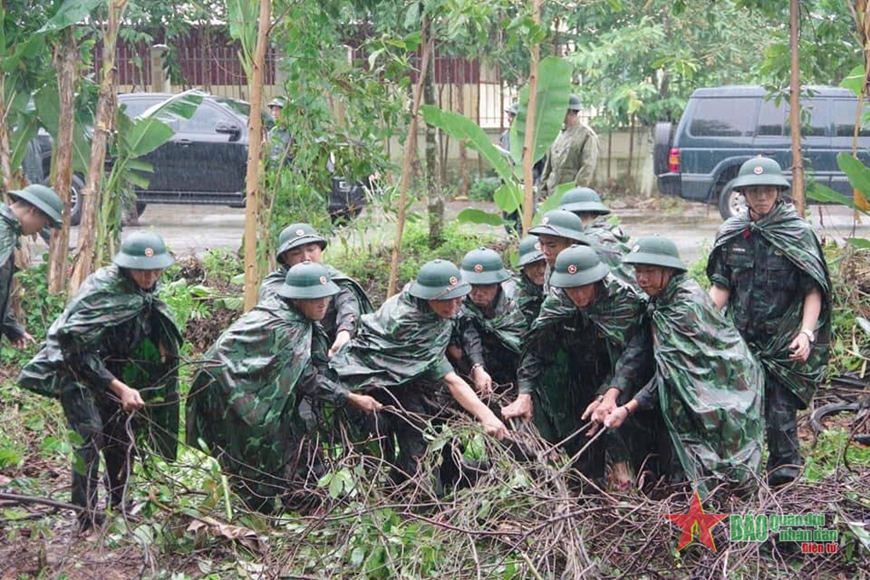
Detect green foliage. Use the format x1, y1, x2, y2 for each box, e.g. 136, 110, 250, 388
687, 242, 711, 290
331, 219, 498, 305
0, 260, 66, 369
467, 176, 500, 201
802, 428, 870, 483
423, 57, 571, 228
509, 56, 573, 167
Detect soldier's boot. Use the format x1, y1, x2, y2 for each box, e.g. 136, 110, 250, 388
766, 385, 802, 487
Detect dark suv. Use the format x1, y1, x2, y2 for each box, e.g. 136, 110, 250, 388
37, 92, 369, 225
654, 85, 869, 219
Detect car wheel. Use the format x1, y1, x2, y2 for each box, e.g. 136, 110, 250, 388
718, 181, 746, 220
69, 174, 85, 226
135, 201, 147, 218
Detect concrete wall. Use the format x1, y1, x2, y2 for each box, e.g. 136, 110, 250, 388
388, 127, 656, 195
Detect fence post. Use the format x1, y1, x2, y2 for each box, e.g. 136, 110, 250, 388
150, 44, 171, 93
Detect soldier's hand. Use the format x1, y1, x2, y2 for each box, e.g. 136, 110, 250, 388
10, 331, 36, 349
604, 406, 629, 429
482, 416, 507, 440
501, 393, 533, 421
119, 386, 145, 413
581, 398, 601, 422
347, 392, 383, 413
471, 365, 493, 396
788, 333, 811, 363
592, 398, 618, 426
328, 330, 352, 358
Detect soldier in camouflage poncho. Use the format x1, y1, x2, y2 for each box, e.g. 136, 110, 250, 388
504, 246, 644, 485
559, 186, 635, 288
259, 223, 373, 356
528, 209, 590, 294
1, 185, 62, 348
539, 95, 600, 199
707, 157, 831, 486
187, 262, 381, 513
450, 248, 527, 394
603, 237, 764, 497
511, 236, 546, 326
18, 233, 181, 530
330, 260, 507, 485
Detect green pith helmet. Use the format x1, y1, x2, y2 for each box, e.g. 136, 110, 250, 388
506, 102, 518, 116
549, 245, 610, 288
568, 94, 583, 111
517, 235, 545, 267
730, 156, 790, 191
460, 247, 511, 285
113, 232, 174, 270
277, 261, 340, 300
276, 223, 327, 259
622, 235, 686, 272
528, 210, 589, 244
268, 97, 285, 109
409, 259, 471, 300
559, 187, 610, 216
7, 184, 63, 228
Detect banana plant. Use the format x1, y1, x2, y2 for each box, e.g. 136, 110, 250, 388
420, 56, 571, 229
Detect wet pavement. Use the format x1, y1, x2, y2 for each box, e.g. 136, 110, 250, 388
59, 200, 870, 266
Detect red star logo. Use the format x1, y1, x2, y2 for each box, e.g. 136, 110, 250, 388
666, 491, 728, 552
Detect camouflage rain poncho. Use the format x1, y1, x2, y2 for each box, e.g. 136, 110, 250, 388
259, 263, 373, 341
186, 296, 348, 508
616, 274, 764, 495
517, 275, 644, 459
0, 205, 25, 342
453, 280, 527, 385
330, 287, 454, 390
330, 287, 456, 483
18, 265, 182, 460
584, 217, 636, 288
707, 202, 831, 407
510, 272, 544, 326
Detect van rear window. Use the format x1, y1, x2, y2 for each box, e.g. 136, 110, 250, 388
688, 98, 755, 137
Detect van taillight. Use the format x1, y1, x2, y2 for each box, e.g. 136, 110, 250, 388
668, 148, 680, 173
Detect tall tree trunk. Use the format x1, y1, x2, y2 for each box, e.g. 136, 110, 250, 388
0, 76, 12, 190
69, 0, 128, 293
242, 0, 271, 311
423, 29, 443, 249
788, 0, 805, 214
48, 28, 78, 294
387, 23, 433, 298
457, 63, 468, 197
521, 0, 541, 234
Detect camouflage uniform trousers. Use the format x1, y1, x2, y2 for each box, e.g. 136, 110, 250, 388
60, 379, 137, 518
764, 375, 803, 484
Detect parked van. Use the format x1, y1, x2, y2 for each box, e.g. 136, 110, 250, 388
654, 85, 869, 219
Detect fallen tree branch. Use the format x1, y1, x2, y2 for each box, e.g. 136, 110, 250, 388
0, 491, 83, 512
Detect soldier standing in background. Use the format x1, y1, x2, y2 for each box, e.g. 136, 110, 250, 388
539, 95, 599, 198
